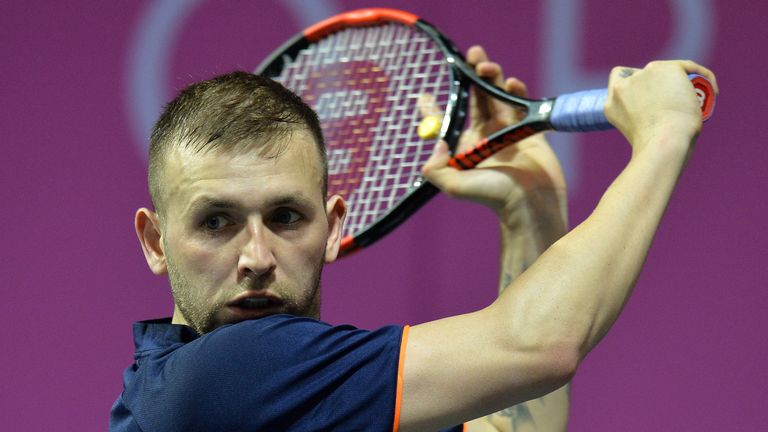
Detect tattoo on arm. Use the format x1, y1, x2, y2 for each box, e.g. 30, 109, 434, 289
501, 272, 512, 291
499, 258, 531, 292
493, 404, 534, 428
620, 67, 636, 78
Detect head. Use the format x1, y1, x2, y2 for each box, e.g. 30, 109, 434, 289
135, 72, 346, 334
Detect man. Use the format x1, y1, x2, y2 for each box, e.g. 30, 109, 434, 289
110, 44, 716, 431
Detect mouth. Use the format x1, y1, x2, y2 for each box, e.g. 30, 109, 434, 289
225, 293, 284, 319
233, 297, 281, 309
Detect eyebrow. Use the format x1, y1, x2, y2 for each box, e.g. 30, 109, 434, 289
185, 198, 239, 215
264, 194, 317, 209
184, 194, 318, 216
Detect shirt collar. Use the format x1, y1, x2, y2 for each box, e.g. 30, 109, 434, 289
132, 317, 200, 354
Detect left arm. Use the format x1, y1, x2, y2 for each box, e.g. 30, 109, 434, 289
465, 174, 571, 432
466, 218, 570, 432
444, 46, 571, 432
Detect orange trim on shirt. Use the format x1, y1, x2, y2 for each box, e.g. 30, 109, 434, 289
392, 326, 466, 432
392, 325, 410, 432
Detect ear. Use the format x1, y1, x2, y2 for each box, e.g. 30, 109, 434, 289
323, 195, 347, 263
135, 208, 168, 275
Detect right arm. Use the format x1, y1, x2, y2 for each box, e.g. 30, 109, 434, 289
398, 60, 717, 431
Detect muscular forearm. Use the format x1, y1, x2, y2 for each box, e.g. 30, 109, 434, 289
497, 133, 691, 361
497, 185, 568, 290
477, 187, 570, 432
468, 384, 569, 432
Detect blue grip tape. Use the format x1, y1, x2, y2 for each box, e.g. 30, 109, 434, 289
550, 73, 713, 132
550, 88, 612, 132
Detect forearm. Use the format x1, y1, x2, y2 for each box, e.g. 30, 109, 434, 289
497, 134, 691, 359
497, 185, 568, 290
401, 140, 688, 430
479, 187, 570, 432
468, 384, 569, 432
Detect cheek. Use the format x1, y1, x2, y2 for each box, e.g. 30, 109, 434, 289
171, 236, 235, 282
283, 227, 328, 267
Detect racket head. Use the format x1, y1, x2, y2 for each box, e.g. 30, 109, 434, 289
256, 8, 470, 256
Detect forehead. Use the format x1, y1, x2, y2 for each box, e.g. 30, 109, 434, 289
162, 130, 325, 214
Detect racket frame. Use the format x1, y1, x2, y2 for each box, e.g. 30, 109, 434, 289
256, 10, 489, 255
255, 8, 712, 257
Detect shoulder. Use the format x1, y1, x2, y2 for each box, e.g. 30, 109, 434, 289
195, 315, 405, 363
125, 315, 408, 431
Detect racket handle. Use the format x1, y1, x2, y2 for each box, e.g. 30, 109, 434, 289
550, 73, 716, 132
549, 88, 611, 132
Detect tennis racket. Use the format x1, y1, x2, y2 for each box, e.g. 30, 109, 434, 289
256, 8, 716, 257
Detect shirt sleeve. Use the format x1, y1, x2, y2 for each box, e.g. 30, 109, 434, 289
127, 315, 405, 432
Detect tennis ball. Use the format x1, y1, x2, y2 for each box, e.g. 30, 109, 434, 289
418, 115, 442, 139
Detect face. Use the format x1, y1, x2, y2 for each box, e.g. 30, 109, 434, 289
138, 130, 344, 334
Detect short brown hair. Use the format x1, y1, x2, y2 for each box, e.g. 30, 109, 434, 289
148, 72, 326, 213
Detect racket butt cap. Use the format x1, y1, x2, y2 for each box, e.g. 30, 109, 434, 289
689, 73, 715, 122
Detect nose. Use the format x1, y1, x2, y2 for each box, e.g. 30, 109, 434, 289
237, 221, 277, 277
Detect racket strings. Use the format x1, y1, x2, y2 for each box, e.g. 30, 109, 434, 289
275, 24, 452, 238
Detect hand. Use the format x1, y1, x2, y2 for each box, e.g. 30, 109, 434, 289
421, 46, 567, 231
605, 60, 719, 156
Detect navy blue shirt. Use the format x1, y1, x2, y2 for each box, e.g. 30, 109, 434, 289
110, 315, 418, 431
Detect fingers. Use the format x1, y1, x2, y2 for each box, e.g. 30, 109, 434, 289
421, 140, 459, 194
417, 93, 439, 117
609, 60, 718, 94
504, 77, 528, 98
467, 46, 503, 123
607, 60, 718, 109
468, 46, 505, 87
607, 65, 638, 92
467, 45, 526, 130
649, 59, 718, 94
468, 46, 529, 97
604, 59, 716, 149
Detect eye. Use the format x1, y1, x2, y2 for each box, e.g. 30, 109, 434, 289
202, 215, 230, 231
272, 208, 302, 226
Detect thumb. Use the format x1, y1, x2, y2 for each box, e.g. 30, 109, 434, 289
421, 140, 461, 196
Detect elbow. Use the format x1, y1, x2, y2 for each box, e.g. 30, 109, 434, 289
522, 341, 579, 396
507, 339, 579, 401
544, 341, 580, 385
502, 331, 581, 396
494, 309, 582, 388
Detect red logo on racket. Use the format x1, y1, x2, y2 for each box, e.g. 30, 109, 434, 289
297, 61, 390, 198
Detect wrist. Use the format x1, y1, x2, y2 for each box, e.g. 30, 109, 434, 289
497, 187, 568, 247
497, 189, 567, 292
629, 119, 699, 161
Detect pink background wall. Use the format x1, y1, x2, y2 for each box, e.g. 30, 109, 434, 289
2, 1, 766, 430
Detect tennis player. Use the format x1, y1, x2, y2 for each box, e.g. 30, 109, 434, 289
110, 45, 716, 431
